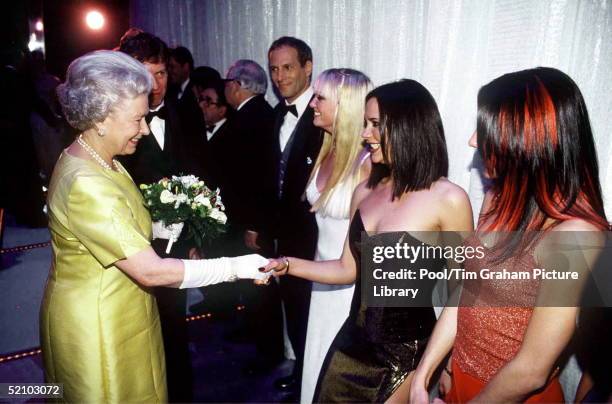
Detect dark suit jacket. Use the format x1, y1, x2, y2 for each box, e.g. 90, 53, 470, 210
256, 102, 323, 259
168, 80, 207, 172
179, 81, 205, 132
201, 119, 234, 199
220, 95, 275, 231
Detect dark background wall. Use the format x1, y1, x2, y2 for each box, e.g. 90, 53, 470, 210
43, 0, 129, 79
0, 2, 31, 66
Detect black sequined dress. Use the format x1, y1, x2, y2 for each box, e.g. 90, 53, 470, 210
313, 210, 440, 402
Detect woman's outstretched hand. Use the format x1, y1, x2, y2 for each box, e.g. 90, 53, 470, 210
260, 257, 290, 277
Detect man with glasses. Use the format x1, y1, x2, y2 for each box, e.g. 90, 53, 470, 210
222, 60, 275, 233
220, 59, 285, 371
189, 78, 243, 319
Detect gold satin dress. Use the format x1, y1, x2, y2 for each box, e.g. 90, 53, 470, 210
40, 152, 167, 403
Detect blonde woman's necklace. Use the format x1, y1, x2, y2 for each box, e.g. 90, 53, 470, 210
77, 135, 119, 171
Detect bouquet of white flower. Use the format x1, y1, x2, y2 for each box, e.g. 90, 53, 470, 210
140, 175, 227, 253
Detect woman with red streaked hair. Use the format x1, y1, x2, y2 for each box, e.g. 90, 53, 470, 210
410, 67, 609, 403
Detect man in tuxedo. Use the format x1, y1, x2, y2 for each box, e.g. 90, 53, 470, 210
222, 59, 286, 369
222, 59, 277, 234
248, 36, 322, 398
195, 79, 231, 190
168, 46, 194, 101
188, 78, 241, 316
118, 31, 194, 403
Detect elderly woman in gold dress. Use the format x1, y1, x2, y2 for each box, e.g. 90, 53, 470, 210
40, 50, 268, 403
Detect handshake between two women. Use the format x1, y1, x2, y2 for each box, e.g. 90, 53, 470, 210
177, 254, 293, 289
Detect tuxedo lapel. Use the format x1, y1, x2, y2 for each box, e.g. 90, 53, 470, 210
163, 101, 183, 153
288, 107, 314, 160
207, 120, 228, 147
162, 112, 173, 152
143, 132, 163, 153
273, 107, 284, 158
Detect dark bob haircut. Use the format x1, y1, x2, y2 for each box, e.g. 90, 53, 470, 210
119, 32, 169, 65
366, 79, 448, 200
268, 36, 312, 67
477, 67, 608, 233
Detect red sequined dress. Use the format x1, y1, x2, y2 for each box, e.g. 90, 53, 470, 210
447, 236, 564, 403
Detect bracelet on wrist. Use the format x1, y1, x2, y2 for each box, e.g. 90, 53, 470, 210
279, 256, 290, 273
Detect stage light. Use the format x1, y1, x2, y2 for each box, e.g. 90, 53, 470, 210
86, 10, 104, 30
35, 20, 44, 31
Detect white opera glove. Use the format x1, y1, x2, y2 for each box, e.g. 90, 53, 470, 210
152, 221, 184, 240
180, 254, 270, 289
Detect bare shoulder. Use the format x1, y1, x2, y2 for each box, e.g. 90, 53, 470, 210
430, 178, 471, 209
537, 218, 607, 268
430, 178, 474, 231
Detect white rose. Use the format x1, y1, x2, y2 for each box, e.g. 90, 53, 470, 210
176, 193, 188, 203
174, 193, 189, 208
160, 190, 176, 204
210, 208, 227, 224
194, 194, 212, 209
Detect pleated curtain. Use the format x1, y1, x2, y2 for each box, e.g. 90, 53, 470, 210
130, 0, 612, 218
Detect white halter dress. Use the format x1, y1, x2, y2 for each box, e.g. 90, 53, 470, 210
300, 165, 359, 404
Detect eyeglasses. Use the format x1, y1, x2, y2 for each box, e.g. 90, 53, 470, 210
197, 95, 221, 106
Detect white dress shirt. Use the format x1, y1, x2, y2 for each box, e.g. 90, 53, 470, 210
149, 101, 166, 149
279, 87, 313, 152
207, 118, 227, 141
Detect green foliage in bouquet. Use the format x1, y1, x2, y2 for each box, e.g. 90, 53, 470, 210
139, 175, 227, 249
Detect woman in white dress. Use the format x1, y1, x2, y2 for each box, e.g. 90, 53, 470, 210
301, 68, 372, 403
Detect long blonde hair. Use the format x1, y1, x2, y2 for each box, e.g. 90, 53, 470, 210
309, 68, 373, 217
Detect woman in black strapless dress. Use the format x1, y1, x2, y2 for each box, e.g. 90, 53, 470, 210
265, 80, 474, 402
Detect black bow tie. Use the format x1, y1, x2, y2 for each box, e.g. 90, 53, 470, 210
206, 125, 215, 133
282, 104, 298, 118
146, 106, 167, 124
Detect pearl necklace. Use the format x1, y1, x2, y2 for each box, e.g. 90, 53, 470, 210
77, 135, 119, 171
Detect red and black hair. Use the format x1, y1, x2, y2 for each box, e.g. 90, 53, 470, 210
477, 67, 608, 238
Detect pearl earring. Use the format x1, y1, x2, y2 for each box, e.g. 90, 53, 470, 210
98, 127, 106, 137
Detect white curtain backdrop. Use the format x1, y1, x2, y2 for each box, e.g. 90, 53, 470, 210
130, 0, 612, 218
